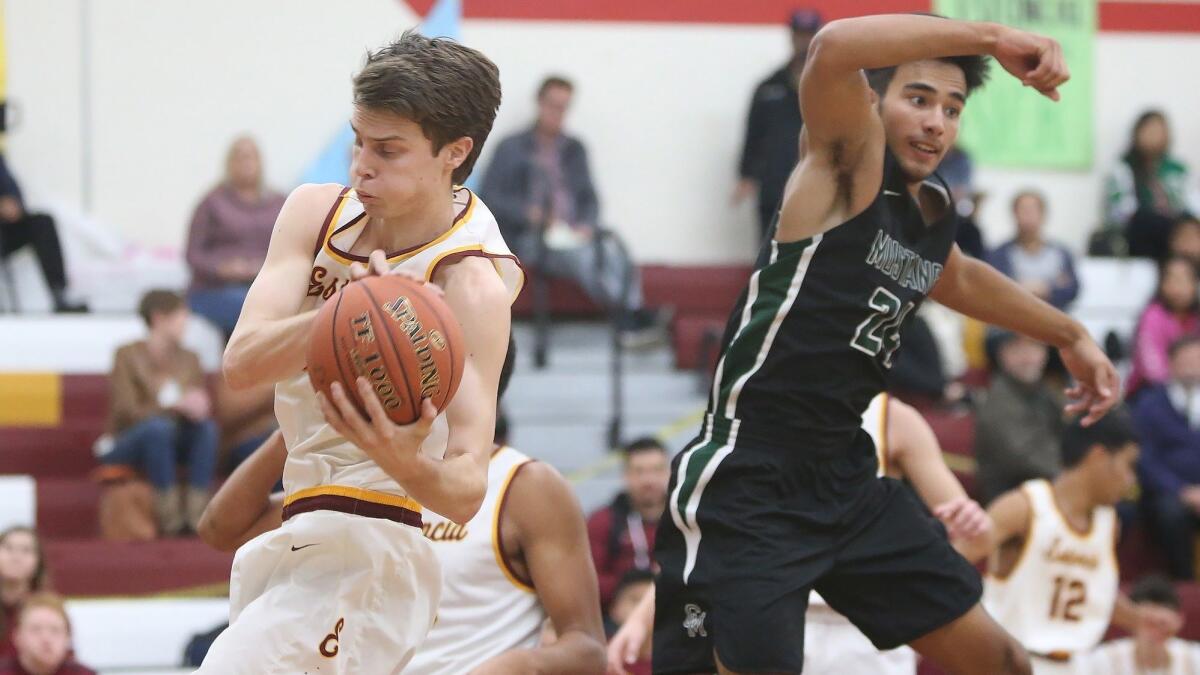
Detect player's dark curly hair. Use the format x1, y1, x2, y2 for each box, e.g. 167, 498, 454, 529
864, 14, 991, 98
353, 31, 502, 185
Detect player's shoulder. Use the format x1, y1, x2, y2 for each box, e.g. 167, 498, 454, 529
438, 255, 510, 301
507, 460, 579, 512
988, 484, 1034, 532
276, 183, 347, 231
286, 182, 345, 208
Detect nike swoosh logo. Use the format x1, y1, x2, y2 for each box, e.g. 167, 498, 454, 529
290, 543, 320, 552
883, 190, 903, 197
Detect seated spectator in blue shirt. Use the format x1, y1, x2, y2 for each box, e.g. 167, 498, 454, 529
1133, 333, 1200, 579
0, 154, 85, 312
987, 190, 1080, 311
480, 75, 664, 344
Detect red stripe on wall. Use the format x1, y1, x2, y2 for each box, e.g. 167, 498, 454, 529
461, 0, 928, 25
1100, 2, 1200, 33
405, 0, 1200, 33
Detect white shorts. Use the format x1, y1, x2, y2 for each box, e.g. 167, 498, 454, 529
803, 609, 917, 675
197, 510, 441, 675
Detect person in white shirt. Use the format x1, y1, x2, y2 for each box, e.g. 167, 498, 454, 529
959, 412, 1182, 674
1073, 574, 1200, 675
198, 341, 607, 674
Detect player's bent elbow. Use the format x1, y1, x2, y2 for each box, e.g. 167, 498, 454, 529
196, 507, 237, 552
805, 20, 852, 68
222, 342, 255, 390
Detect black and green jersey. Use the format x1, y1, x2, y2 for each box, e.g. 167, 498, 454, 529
702, 149, 957, 455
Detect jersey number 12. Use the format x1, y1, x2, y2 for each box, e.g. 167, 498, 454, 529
851, 287, 914, 368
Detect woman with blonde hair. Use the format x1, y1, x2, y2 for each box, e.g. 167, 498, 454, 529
184, 135, 285, 338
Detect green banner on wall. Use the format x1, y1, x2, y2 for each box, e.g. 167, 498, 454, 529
933, 0, 1095, 169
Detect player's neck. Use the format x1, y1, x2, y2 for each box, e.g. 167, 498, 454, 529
1052, 472, 1098, 523
1135, 637, 1171, 669
369, 193, 456, 254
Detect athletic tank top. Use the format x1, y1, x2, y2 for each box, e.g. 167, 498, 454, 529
275, 186, 523, 506
703, 149, 956, 456
406, 446, 547, 674
983, 479, 1119, 655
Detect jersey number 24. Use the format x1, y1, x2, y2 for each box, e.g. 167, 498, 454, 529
850, 287, 914, 368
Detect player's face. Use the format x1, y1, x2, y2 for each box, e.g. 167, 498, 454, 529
880, 61, 967, 182
350, 107, 467, 217
0, 530, 38, 584
13, 607, 70, 673
1097, 443, 1139, 505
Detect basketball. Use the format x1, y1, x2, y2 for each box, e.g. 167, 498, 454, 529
307, 274, 465, 425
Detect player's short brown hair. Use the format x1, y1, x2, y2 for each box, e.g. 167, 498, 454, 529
353, 31, 502, 185
138, 289, 185, 327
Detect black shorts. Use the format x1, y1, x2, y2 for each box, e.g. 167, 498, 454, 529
652, 430, 982, 674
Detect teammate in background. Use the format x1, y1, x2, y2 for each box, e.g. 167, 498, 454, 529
957, 414, 1181, 674
608, 393, 993, 675
199, 33, 519, 673
198, 342, 608, 675
653, 13, 1117, 675
1072, 575, 1200, 675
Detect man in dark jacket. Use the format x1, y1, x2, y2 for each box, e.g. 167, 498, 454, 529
0, 155, 85, 312
733, 9, 821, 239
480, 75, 661, 338
1134, 334, 1200, 579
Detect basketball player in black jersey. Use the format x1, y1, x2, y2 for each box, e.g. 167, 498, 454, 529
653, 14, 1118, 675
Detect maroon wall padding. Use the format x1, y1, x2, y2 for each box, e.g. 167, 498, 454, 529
511, 272, 602, 318
43, 538, 232, 597
36, 478, 101, 538
0, 374, 110, 478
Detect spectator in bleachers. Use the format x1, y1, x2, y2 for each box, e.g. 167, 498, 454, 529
1169, 216, 1200, 272
938, 145, 987, 259
1128, 256, 1200, 399
986, 189, 1080, 311
98, 290, 217, 537
974, 330, 1063, 504
587, 438, 669, 609
0, 528, 48, 660
480, 76, 664, 343
733, 9, 821, 239
1108, 110, 1200, 261
0, 155, 86, 313
0, 593, 94, 675
1133, 334, 1200, 580
185, 136, 284, 338
1073, 574, 1200, 673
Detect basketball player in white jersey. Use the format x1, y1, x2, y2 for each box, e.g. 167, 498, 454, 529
958, 412, 1179, 675
198, 342, 609, 674
1073, 574, 1199, 675
606, 392, 993, 675
198, 33, 517, 674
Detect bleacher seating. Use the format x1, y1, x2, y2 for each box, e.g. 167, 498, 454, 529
67, 597, 227, 673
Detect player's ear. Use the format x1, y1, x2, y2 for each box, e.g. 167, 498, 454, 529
444, 136, 474, 173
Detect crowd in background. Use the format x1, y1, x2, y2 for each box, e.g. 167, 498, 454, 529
6, 6, 1200, 673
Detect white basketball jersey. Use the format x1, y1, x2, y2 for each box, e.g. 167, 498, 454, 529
1073, 637, 1200, 675
809, 392, 889, 614
275, 186, 523, 506
984, 479, 1119, 656
406, 446, 547, 675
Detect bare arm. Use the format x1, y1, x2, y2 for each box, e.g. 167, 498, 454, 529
606, 585, 654, 675
958, 488, 1031, 565
196, 430, 286, 552
887, 399, 992, 554
319, 256, 511, 524
930, 246, 1119, 424
471, 463, 607, 675
779, 16, 1066, 244
223, 183, 342, 389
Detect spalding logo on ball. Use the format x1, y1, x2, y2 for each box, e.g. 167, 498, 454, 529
307, 275, 465, 425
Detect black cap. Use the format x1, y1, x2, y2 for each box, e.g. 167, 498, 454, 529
790, 8, 823, 33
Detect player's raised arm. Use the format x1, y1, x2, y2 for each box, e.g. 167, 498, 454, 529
223, 183, 344, 389
930, 246, 1119, 425
471, 463, 607, 675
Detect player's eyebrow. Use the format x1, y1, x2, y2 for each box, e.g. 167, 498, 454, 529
903, 82, 966, 104
349, 123, 406, 143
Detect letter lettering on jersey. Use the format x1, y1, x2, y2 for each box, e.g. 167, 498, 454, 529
421, 519, 469, 541
864, 232, 943, 294
1045, 536, 1100, 570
